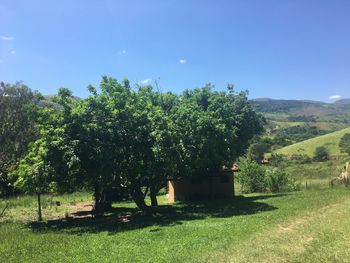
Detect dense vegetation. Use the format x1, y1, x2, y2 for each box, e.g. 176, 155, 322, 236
0, 82, 41, 197
236, 157, 299, 193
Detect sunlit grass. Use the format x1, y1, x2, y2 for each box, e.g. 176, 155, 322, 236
1, 188, 350, 262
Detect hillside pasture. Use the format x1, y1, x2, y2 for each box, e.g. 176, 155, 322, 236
276, 127, 350, 157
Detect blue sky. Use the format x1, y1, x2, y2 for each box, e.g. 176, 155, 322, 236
1, 0, 350, 101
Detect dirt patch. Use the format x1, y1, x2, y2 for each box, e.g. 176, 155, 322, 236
51, 201, 94, 220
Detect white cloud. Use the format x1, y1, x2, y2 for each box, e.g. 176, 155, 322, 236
329, 95, 342, 100
179, 59, 187, 64
140, 78, 152, 85
118, 50, 127, 55
0, 36, 14, 41
10, 50, 15, 54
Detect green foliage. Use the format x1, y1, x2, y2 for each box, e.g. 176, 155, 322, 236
247, 139, 270, 162
0, 82, 41, 197
236, 157, 266, 193
274, 124, 326, 142
12, 139, 53, 194
339, 133, 350, 156
313, 146, 329, 162
269, 152, 285, 166
265, 168, 300, 192
175, 85, 264, 177
237, 157, 299, 193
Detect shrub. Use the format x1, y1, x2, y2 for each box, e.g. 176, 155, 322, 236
313, 146, 329, 162
236, 157, 266, 193
269, 153, 285, 166
237, 157, 300, 193
265, 168, 300, 192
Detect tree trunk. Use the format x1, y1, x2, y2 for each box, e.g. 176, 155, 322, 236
150, 185, 158, 207
37, 193, 42, 222
130, 186, 148, 212
93, 185, 111, 217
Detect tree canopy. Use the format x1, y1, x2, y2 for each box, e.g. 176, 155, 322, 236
0, 82, 41, 197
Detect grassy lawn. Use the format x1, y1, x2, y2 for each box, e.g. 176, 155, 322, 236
1, 188, 350, 262
0, 192, 91, 222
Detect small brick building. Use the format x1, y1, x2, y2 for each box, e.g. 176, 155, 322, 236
167, 169, 236, 203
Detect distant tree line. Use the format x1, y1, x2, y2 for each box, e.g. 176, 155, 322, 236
1, 78, 264, 217
250, 99, 320, 113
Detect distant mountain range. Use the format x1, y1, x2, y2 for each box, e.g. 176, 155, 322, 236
334, 99, 350, 105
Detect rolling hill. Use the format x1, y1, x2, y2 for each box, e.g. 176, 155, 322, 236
276, 127, 350, 157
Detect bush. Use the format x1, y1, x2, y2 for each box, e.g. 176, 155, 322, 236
313, 146, 329, 162
265, 168, 300, 192
269, 153, 285, 166
237, 157, 300, 193
236, 157, 266, 193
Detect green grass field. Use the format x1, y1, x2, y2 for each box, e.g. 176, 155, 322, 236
276, 126, 350, 157
1, 188, 350, 262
